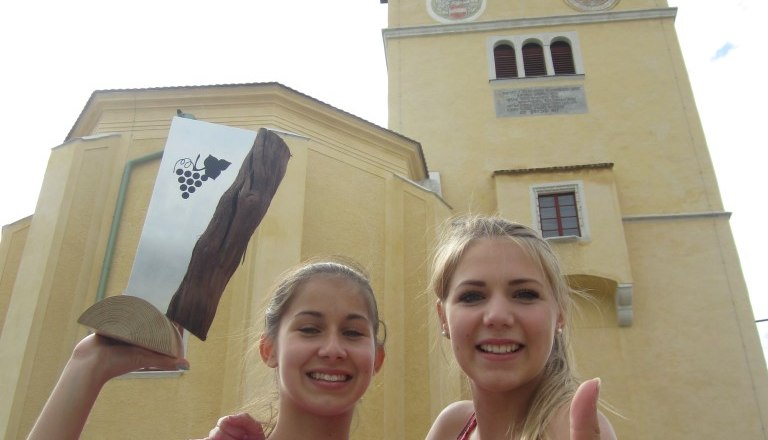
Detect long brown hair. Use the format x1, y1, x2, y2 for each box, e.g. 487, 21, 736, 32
251, 257, 386, 435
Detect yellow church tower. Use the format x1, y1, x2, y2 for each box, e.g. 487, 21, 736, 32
382, 0, 768, 437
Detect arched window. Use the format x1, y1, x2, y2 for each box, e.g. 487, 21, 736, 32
494, 44, 518, 78
551, 41, 576, 75
522, 42, 546, 77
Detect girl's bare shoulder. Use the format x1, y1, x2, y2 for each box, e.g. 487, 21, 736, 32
425, 400, 475, 440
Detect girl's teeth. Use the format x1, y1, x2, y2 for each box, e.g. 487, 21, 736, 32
479, 344, 521, 354
310, 372, 349, 382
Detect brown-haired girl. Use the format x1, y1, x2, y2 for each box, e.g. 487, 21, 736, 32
27, 259, 385, 440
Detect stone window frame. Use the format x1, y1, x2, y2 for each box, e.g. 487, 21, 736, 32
487, 31, 584, 80
530, 181, 590, 241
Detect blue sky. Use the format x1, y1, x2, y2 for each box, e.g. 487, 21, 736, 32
712, 42, 736, 60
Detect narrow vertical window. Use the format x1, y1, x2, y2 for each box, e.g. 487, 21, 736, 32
494, 44, 518, 78
538, 192, 581, 238
551, 41, 576, 75
522, 42, 546, 77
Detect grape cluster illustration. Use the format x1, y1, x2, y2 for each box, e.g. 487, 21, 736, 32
173, 154, 232, 199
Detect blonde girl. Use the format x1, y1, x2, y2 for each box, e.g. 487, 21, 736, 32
425, 215, 616, 440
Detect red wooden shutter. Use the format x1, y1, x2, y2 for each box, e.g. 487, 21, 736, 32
494, 44, 518, 78
551, 41, 576, 75
523, 43, 546, 77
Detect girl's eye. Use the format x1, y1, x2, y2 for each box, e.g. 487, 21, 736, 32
343, 329, 366, 338
298, 326, 321, 335
457, 291, 484, 303
514, 289, 539, 301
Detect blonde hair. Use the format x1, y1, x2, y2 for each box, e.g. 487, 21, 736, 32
428, 215, 579, 440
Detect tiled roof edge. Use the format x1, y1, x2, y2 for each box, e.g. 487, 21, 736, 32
493, 162, 614, 175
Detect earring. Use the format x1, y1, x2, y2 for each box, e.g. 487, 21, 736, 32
556, 327, 563, 335
441, 326, 450, 339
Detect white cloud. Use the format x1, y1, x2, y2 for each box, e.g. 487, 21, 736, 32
670, 0, 767, 364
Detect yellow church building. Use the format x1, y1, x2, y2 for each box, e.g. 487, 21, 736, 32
1, 0, 766, 439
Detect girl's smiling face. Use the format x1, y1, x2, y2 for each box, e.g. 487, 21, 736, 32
438, 237, 563, 396
261, 274, 385, 417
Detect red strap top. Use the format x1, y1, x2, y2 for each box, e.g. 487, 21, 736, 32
457, 412, 477, 440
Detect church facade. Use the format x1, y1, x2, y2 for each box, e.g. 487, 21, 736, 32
1, 1, 766, 438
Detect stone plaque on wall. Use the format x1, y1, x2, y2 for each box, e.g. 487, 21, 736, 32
494, 86, 587, 117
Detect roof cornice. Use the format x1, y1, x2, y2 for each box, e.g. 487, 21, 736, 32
65, 82, 429, 180
494, 162, 613, 176
383, 7, 676, 39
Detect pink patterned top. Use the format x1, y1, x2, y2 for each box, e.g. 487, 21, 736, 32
457, 412, 477, 440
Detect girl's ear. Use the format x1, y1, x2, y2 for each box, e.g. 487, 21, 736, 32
436, 299, 447, 330
373, 346, 386, 374
259, 334, 278, 368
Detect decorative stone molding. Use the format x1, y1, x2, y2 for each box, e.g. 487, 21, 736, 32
616, 283, 633, 326
383, 8, 676, 40
623, 211, 731, 221
564, 0, 619, 12
427, 0, 487, 24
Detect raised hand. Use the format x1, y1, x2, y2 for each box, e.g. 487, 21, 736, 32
75, 333, 189, 382
197, 413, 265, 440
570, 378, 617, 440
27, 334, 190, 440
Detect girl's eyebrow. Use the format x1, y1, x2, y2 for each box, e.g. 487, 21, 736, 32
294, 310, 370, 322
454, 278, 544, 287
454, 279, 486, 288
346, 313, 371, 323
508, 278, 544, 287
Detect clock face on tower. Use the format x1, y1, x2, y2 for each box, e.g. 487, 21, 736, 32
427, 0, 486, 23
564, 0, 619, 11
